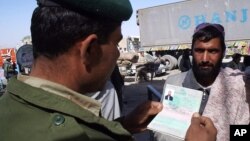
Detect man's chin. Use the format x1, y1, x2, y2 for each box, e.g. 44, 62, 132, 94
199, 65, 213, 70
197, 68, 213, 77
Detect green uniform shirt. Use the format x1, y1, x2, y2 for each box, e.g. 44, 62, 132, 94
0, 77, 133, 141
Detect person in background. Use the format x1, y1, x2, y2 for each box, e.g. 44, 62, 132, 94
135, 51, 149, 82
87, 80, 121, 121
11, 61, 18, 75
243, 55, 250, 75
2, 57, 13, 80
243, 56, 250, 106
243, 55, 250, 94
88, 66, 123, 121
154, 23, 250, 141
179, 49, 192, 72
111, 65, 124, 110
0, 0, 217, 141
226, 53, 242, 70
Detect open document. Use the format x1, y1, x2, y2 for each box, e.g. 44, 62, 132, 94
147, 84, 203, 140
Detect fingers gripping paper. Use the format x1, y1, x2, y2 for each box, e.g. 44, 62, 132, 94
147, 84, 203, 140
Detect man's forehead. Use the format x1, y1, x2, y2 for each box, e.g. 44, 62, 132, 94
194, 38, 222, 48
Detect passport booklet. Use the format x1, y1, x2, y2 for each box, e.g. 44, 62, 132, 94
147, 84, 203, 140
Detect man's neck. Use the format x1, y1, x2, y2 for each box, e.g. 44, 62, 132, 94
30, 56, 82, 93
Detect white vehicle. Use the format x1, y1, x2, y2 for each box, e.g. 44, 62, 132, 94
137, 0, 250, 69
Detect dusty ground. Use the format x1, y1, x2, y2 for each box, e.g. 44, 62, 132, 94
121, 69, 181, 141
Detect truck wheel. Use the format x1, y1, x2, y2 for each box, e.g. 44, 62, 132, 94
161, 55, 178, 70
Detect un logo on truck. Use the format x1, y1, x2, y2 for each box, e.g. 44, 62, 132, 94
178, 15, 191, 30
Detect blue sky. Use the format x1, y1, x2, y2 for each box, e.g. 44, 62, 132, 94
0, 0, 182, 48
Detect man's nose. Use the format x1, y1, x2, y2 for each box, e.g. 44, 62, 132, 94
201, 52, 209, 63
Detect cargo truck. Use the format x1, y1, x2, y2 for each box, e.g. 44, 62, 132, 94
137, 0, 250, 70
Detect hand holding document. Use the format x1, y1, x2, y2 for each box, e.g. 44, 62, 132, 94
147, 84, 203, 140
185, 113, 217, 141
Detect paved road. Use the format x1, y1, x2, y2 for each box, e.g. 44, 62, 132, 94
121, 69, 181, 141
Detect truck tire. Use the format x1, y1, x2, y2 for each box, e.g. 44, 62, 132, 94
161, 55, 177, 70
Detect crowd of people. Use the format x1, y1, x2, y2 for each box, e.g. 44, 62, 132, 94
0, 0, 249, 141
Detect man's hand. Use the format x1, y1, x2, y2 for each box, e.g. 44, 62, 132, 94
119, 101, 163, 133
185, 113, 217, 141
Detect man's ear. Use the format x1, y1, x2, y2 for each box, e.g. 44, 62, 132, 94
78, 34, 102, 72
78, 34, 98, 65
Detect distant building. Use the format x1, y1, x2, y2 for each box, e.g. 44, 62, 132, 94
118, 36, 140, 52
16, 36, 32, 50
22, 36, 32, 45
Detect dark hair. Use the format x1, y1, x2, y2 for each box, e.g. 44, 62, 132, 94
31, 7, 121, 59
191, 25, 226, 52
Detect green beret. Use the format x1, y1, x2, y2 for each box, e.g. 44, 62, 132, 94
38, 0, 133, 21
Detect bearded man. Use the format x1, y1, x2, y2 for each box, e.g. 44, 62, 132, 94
154, 23, 250, 141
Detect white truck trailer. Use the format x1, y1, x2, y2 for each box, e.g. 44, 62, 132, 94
137, 0, 250, 69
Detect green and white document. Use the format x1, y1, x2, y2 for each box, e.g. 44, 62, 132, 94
147, 84, 203, 140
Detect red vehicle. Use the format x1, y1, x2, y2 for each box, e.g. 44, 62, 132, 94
0, 48, 17, 67
0, 48, 17, 79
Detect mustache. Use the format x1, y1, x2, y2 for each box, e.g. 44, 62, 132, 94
198, 62, 214, 67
